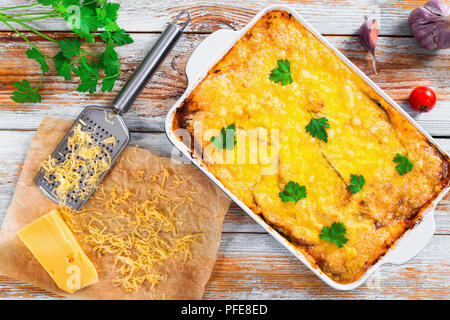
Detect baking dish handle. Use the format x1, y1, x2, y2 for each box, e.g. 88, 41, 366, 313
185, 29, 237, 84
383, 211, 435, 265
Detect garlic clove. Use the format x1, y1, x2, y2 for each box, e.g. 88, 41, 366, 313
359, 17, 379, 74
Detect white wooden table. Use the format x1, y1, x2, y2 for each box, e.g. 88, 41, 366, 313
0, 0, 448, 299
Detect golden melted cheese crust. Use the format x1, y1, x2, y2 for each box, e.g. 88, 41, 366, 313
174, 10, 450, 283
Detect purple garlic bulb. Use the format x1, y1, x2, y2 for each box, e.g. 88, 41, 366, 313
409, 0, 450, 49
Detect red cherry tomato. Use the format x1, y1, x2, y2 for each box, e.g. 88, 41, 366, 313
409, 86, 436, 113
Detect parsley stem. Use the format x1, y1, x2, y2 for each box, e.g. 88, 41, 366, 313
80, 48, 99, 58
68, 55, 83, 67
0, 13, 59, 22
99, 72, 121, 81
4, 18, 57, 43
1, 20, 43, 55
36, 72, 44, 91
1, 11, 57, 18
83, 0, 99, 6
0, 3, 40, 11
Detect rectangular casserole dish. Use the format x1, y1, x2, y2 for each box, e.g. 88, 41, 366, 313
165, 5, 450, 290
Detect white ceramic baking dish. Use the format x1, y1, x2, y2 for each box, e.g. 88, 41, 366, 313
165, 5, 450, 290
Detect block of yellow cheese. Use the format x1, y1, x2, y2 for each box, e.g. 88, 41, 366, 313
17, 209, 98, 293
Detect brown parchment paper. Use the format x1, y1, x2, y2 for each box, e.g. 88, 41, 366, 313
0, 116, 230, 299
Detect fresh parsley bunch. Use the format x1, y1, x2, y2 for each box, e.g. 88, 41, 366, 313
0, 0, 133, 103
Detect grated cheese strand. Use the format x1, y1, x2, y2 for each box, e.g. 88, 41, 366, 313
102, 136, 116, 146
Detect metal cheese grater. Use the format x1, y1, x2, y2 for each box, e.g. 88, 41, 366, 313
34, 11, 191, 211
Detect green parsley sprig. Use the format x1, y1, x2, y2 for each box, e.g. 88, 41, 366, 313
211, 123, 237, 150
305, 111, 330, 142
319, 222, 348, 248
279, 181, 307, 204
348, 174, 365, 194
0, 0, 133, 103
393, 153, 414, 175
11, 78, 42, 103
269, 59, 293, 86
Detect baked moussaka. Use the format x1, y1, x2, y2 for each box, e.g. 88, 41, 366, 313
173, 10, 450, 283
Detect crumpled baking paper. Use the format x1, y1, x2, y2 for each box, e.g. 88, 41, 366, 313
0, 116, 230, 299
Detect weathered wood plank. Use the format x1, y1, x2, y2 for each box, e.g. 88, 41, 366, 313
0, 33, 449, 135
204, 233, 450, 300
0, 276, 61, 300
0, 130, 448, 235
0, 0, 429, 36
0, 233, 449, 299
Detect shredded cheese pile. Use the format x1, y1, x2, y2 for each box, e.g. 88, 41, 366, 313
59, 167, 202, 292
41, 124, 112, 203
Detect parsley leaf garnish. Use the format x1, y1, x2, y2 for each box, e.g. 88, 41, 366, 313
101, 39, 119, 69
11, 79, 42, 104
71, 6, 101, 42
100, 29, 134, 46
393, 153, 414, 175
58, 38, 81, 58
73, 58, 100, 93
52, 51, 74, 80
348, 174, 365, 194
26, 48, 49, 72
211, 123, 237, 150
279, 181, 307, 204
305, 112, 330, 142
96, 2, 120, 32
319, 222, 348, 248
269, 59, 293, 86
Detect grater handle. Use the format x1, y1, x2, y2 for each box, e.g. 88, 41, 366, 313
112, 11, 190, 115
